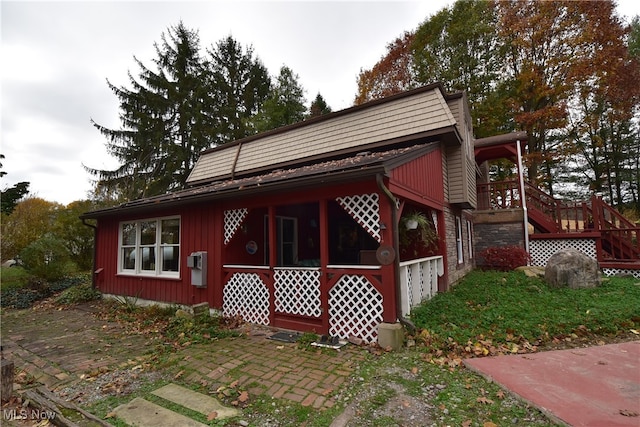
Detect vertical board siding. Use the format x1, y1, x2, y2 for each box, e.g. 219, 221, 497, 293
94, 204, 220, 306
391, 148, 445, 204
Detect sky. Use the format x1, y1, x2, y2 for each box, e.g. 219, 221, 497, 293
2, 1, 639, 206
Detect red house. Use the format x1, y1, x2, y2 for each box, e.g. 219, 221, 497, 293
82, 83, 479, 343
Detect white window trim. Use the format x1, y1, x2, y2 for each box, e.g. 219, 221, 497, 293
118, 216, 181, 278
466, 219, 473, 259
455, 216, 464, 264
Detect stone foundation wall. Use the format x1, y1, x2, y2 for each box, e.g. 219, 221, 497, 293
473, 209, 525, 266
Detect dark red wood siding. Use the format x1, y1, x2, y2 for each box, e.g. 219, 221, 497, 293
389, 147, 445, 208
94, 204, 222, 307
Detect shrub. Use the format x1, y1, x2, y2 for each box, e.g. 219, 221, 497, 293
478, 245, 531, 271
20, 236, 77, 281
0, 266, 33, 291
55, 284, 102, 304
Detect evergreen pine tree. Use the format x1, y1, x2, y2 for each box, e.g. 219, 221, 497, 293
87, 22, 214, 200
208, 36, 271, 142
308, 93, 332, 118
255, 66, 307, 132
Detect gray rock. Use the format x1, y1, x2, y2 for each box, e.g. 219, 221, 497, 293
544, 248, 601, 289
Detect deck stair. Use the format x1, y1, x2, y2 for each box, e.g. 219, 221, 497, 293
476, 180, 640, 264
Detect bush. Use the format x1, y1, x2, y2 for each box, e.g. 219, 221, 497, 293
478, 245, 531, 271
55, 284, 102, 304
0, 273, 89, 309
0, 266, 33, 291
20, 236, 77, 281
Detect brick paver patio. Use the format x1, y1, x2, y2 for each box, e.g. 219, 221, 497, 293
0, 303, 367, 411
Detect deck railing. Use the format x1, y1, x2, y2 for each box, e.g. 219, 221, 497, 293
476, 180, 640, 261
398, 256, 444, 317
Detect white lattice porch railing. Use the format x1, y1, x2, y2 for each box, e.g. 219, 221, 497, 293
222, 271, 270, 325
399, 256, 444, 317
274, 268, 322, 317
328, 274, 384, 343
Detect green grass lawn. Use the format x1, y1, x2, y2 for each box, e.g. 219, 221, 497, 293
410, 270, 640, 355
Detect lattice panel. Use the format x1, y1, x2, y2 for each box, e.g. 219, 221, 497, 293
274, 269, 322, 317
336, 193, 381, 242
223, 272, 270, 325
530, 238, 597, 266
329, 274, 383, 343
602, 268, 640, 279
224, 208, 248, 244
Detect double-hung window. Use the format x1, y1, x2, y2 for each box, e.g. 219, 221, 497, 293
119, 217, 180, 277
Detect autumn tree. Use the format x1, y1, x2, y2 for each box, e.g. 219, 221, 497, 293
0, 198, 62, 260
52, 200, 100, 271
494, 1, 633, 196
307, 93, 332, 118
88, 22, 215, 200
254, 66, 306, 132
560, 7, 640, 208
354, 31, 416, 105
412, 0, 508, 138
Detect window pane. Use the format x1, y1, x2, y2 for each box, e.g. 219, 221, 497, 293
162, 246, 179, 272
141, 247, 156, 271
140, 221, 157, 245
122, 247, 136, 270
161, 219, 180, 244
122, 223, 136, 245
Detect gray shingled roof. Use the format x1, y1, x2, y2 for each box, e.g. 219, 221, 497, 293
81, 143, 437, 219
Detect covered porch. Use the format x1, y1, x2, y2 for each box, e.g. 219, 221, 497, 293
218, 182, 444, 343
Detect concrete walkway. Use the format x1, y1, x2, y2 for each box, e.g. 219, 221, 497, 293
465, 341, 640, 427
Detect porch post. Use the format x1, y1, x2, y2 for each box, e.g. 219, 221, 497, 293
516, 139, 530, 258
319, 199, 330, 333
267, 205, 277, 326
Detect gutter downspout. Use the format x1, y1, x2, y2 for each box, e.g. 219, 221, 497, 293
516, 140, 530, 260
82, 218, 98, 289
376, 174, 416, 334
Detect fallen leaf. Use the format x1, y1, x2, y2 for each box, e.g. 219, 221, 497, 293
174, 370, 184, 379
207, 411, 218, 421
462, 420, 472, 427
630, 329, 639, 335
483, 422, 498, 427
105, 412, 116, 419
230, 380, 239, 388
322, 388, 333, 396
238, 391, 249, 403
411, 367, 418, 375
496, 390, 505, 399
619, 409, 639, 417
465, 383, 472, 389
477, 396, 494, 404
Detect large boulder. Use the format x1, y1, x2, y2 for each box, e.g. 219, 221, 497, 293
544, 248, 602, 289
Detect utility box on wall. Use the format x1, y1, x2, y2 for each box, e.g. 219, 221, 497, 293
187, 251, 207, 287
